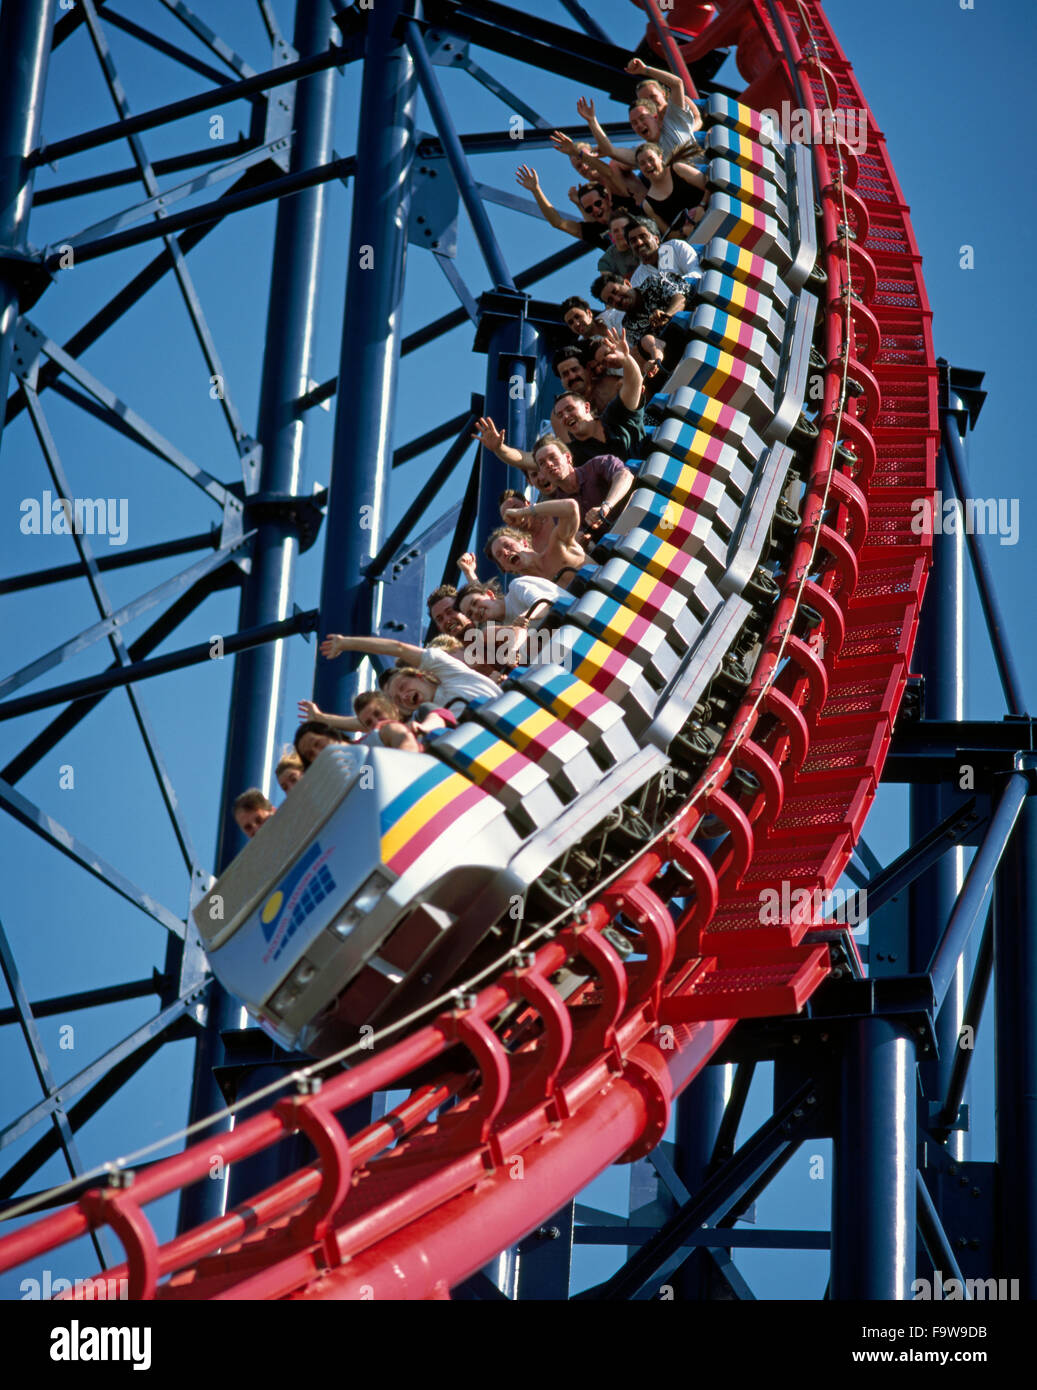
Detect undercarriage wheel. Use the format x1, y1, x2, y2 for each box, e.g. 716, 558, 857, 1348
527, 866, 583, 920
791, 412, 820, 442
745, 566, 780, 603
806, 260, 828, 286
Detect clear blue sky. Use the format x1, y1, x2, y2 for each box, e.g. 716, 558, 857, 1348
0, 0, 1034, 1299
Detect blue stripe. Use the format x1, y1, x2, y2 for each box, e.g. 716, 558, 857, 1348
380, 762, 455, 833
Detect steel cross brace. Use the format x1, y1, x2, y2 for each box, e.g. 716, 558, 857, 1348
578, 1081, 821, 1299
20, 379, 202, 877
0, 918, 114, 1266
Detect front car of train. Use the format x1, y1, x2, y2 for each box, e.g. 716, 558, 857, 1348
193, 743, 524, 1053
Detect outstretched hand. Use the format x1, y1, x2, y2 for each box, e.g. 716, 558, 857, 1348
473, 416, 505, 453
576, 95, 596, 124
319, 634, 347, 660
298, 698, 322, 721
601, 323, 631, 359
515, 164, 539, 192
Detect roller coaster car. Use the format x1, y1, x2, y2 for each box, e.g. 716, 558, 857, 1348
192, 745, 523, 1056
190, 100, 827, 1063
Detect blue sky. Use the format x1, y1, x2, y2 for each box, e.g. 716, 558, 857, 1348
0, 0, 1033, 1299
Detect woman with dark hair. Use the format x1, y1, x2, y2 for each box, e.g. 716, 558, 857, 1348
634, 142, 708, 237
292, 719, 350, 767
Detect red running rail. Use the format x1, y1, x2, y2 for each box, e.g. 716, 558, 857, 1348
0, 0, 936, 1300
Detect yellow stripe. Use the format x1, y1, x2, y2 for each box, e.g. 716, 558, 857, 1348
381, 770, 470, 863
574, 636, 619, 680
469, 740, 516, 781
603, 604, 638, 644
678, 427, 711, 462
543, 679, 594, 718
629, 570, 660, 610
509, 704, 556, 752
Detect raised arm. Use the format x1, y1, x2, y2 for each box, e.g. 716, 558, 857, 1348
320, 634, 423, 665
509, 497, 582, 545
457, 551, 481, 585
297, 699, 362, 732
602, 325, 645, 411
576, 95, 617, 160
625, 57, 702, 127
515, 165, 583, 239
473, 416, 530, 471
672, 161, 708, 190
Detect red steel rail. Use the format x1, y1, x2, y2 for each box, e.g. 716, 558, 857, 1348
0, 0, 936, 1300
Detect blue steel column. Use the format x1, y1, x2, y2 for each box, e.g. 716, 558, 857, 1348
478, 308, 539, 545
908, 390, 968, 1161
313, 0, 416, 711
672, 1068, 727, 1298
994, 793, 1037, 1296
832, 1018, 916, 1299
0, 0, 56, 457
180, 0, 337, 1230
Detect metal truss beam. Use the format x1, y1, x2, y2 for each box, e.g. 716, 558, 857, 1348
1, 571, 234, 785
20, 322, 239, 507
0, 531, 217, 596
99, 7, 234, 87
6, 170, 272, 430
581, 1082, 819, 1299
61, 135, 292, 251
155, 0, 261, 80
406, 21, 515, 290
21, 380, 202, 875
43, 153, 357, 269
0, 0, 55, 461
420, 0, 634, 96
0, 778, 187, 940
886, 717, 1037, 783
0, 989, 203, 1156
0, 607, 318, 721
0, 977, 164, 1028
34, 138, 260, 206
79, 0, 253, 460
365, 411, 478, 578
0, 918, 112, 1266
928, 772, 1029, 1010
0, 1033, 168, 1202
34, 28, 363, 166
0, 539, 251, 705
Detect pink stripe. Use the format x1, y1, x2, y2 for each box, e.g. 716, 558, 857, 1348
388, 784, 486, 875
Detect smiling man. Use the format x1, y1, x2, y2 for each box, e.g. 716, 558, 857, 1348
548, 326, 645, 466
531, 437, 633, 536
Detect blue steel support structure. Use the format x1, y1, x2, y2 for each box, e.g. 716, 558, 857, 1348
0, 0, 56, 458
313, 0, 417, 713
476, 297, 540, 549
994, 795, 1037, 1296
908, 381, 969, 1165
672, 1068, 727, 1298
831, 1017, 917, 1300
181, 0, 338, 1230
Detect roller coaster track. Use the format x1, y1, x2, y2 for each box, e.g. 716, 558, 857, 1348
0, 0, 936, 1299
